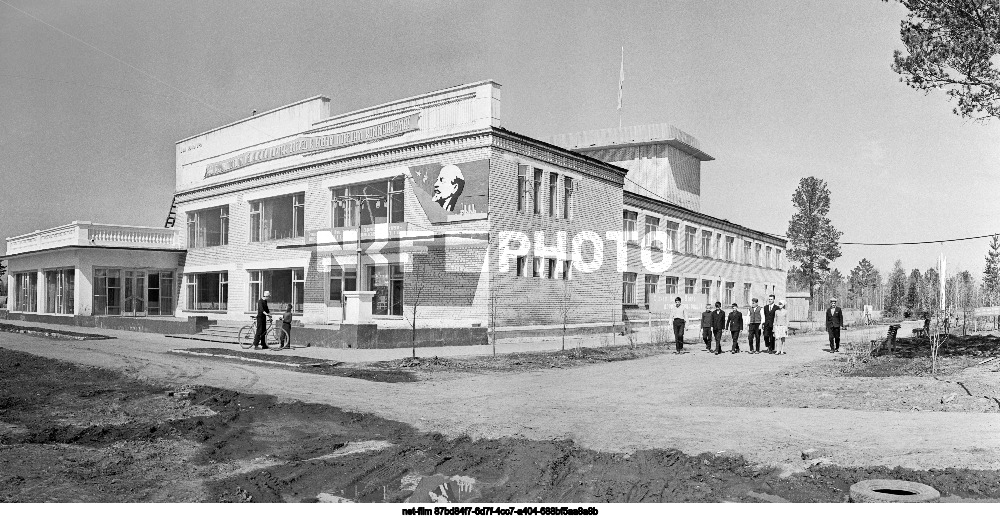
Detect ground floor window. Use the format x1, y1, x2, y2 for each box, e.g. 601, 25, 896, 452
13, 272, 37, 312
96, 268, 176, 316
249, 269, 304, 313
44, 269, 75, 314
725, 282, 735, 306
744, 283, 752, 305
684, 278, 696, 295
185, 271, 228, 311
702, 280, 712, 305
329, 265, 357, 301
664, 276, 678, 295
622, 272, 637, 305
369, 264, 403, 316
644, 274, 659, 307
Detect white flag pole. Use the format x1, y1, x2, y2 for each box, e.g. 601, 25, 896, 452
617, 45, 624, 129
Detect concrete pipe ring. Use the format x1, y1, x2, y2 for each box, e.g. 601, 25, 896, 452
849, 479, 940, 503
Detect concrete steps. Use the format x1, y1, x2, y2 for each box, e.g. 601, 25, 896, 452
167, 322, 250, 345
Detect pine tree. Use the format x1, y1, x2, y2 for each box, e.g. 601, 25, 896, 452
786, 177, 843, 314
982, 235, 1000, 306
906, 268, 922, 314
885, 260, 908, 317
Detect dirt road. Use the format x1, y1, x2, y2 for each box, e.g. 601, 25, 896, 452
1, 327, 998, 475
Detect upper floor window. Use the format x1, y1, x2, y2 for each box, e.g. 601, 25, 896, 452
251, 193, 304, 242
755, 243, 762, 266
766, 246, 773, 268
725, 236, 735, 261
684, 226, 697, 254
623, 211, 638, 244
563, 177, 574, 219
701, 230, 712, 257
533, 168, 543, 215
643, 216, 660, 248
744, 241, 752, 264
517, 166, 528, 213
332, 178, 404, 228
664, 221, 679, 251
548, 173, 558, 217
187, 205, 229, 248
775, 249, 783, 269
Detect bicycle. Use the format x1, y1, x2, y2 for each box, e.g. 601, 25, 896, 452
238, 316, 291, 350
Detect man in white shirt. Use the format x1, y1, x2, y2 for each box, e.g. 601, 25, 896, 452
668, 297, 688, 353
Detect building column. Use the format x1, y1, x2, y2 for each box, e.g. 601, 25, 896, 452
36, 268, 45, 313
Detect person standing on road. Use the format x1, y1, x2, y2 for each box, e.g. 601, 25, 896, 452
763, 294, 778, 353
775, 300, 789, 355
726, 302, 744, 354
711, 301, 726, 355
252, 291, 272, 350
668, 297, 688, 353
701, 304, 714, 351
826, 297, 844, 353
747, 298, 763, 354
279, 303, 293, 350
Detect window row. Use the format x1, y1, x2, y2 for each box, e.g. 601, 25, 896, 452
623, 210, 783, 268
187, 179, 406, 250
11, 269, 79, 314
514, 256, 573, 280
185, 269, 305, 314
94, 269, 175, 316
622, 273, 778, 308
517, 165, 575, 219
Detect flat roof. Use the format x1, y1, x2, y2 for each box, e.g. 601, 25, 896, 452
549, 123, 715, 161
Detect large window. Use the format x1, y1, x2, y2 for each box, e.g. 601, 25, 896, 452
664, 221, 679, 251
664, 276, 678, 295
725, 282, 735, 306
744, 283, 752, 305
249, 269, 304, 313
250, 193, 304, 241
186, 271, 228, 311
187, 205, 229, 248
561, 260, 572, 280
744, 241, 753, 264
684, 226, 697, 254
44, 269, 75, 314
332, 178, 404, 228
684, 278, 696, 295
644, 274, 659, 307
725, 236, 735, 261
775, 249, 783, 269
766, 246, 773, 268
516, 256, 527, 277
93, 269, 121, 315
702, 279, 712, 305
623, 272, 637, 305
548, 173, 558, 216
701, 230, 712, 257
755, 244, 762, 266
147, 271, 175, 316
563, 177, 574, 220
329, 265, 358, 301
13, 272, 37, 312
533, 168, 543, 215
623, 211, 638, 244
643, 216, 660, 248
517, 166, 528, 213
546, 258, 557, 279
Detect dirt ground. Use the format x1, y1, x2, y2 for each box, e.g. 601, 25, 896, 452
5, 346, 1000, 503
2, 323, 1000, 502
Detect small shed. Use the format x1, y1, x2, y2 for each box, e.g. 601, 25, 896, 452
786, 291, 811, 322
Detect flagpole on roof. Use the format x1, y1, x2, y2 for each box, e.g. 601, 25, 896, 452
617, 44, 624, 130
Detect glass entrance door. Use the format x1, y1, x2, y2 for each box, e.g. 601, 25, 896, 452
368, 264, 403, 316
123, 270, 147, 317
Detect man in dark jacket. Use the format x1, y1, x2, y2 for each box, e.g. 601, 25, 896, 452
726, 302, 744, 354
700, 304, 714, 350
252, 290, 272, 349
711, 301, 726, 354
762, 294, 778, 353
825, 297, 844, 352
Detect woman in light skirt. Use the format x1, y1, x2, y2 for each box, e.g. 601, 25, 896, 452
774, 301, 789, 354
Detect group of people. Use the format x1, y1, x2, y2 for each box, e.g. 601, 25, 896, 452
252, 290, 294, 350
667, 294, 789, 355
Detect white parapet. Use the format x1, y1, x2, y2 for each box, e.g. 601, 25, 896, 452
5, 221, 181, 256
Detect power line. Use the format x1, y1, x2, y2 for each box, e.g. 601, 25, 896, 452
839, 234, 998, 246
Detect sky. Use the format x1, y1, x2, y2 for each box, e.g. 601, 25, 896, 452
1, 0, 998, 279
